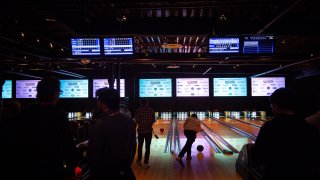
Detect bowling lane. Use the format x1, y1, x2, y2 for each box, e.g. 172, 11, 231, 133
132, 119, 242, 180
216, 117, 260, 137
233, 117, 264, 128
152, 119, 172, 138
202, 119, 254, 151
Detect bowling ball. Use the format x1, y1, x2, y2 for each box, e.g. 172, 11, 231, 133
75, 166, 82, 176
160, 128, 164, 133
197, 145, 204, 152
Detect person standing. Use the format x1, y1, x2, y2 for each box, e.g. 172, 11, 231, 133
9, 76, 78, 179
88, 88, 136, 179
176, 113, 203, 167
135, 98, 155, 168
252, 88, 320, 180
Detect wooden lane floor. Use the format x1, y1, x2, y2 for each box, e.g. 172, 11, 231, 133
132, 119, 242, 180
233, 117, 265, 127
215, 117, 260, 137
202, 119, 254, 151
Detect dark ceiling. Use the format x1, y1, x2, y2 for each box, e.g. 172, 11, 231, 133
0, 0, 320, 79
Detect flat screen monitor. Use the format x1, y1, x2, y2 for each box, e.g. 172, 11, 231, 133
251, 77, 285, 96
208, 37, 240, 54
139, 79, 172, 97
103, 37, 134, 55
60, 80, 88, 98
93, 79, 125, 98
213, 78, 247, 96
242, 35, 274, 54
2, 80, 12, 99
71, 38, 101, 56
176, 78, 209, 97
16, 80, 40, 98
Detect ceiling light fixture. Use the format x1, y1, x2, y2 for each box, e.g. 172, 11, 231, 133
45, 18, 56, 22
219, 14, 226, 21
167, 65, 180, 69
161, 43, 183, 49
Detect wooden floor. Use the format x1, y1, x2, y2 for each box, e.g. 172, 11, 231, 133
132, 118, 259, 180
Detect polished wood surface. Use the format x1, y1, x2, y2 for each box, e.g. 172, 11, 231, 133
234, 117, 265, 127
202, 119, 254, 151
217, 117, 260, 137
132, 119, 243, 180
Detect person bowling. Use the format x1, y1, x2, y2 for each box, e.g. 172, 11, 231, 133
176, 113, 203, 167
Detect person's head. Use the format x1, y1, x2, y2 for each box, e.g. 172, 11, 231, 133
269, 88, 297, 115
139, 98, 148, 107
96, 87, 120, 112
191, 113, 198, 119
36, 76, 60, 104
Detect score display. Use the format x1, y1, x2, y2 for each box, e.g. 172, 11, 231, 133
60, 80, 88, 98
243, 35, 274, 54
71, 38, 101, 56
251, 77, 285, 96
139, 79, 172, 97
176, 78, 209, 97
104, 37, 134, 55
209, 37, 240, 54
2, 80, 12, 99
16, 80, 40, 98
93, 79, 125, 97
213, 78, 247, 96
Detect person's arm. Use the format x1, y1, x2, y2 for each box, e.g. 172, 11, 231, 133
183, 117, 190, 128
196, 119, 204, 132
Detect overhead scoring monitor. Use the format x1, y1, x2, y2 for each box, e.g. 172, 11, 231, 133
251, 77, 285, 96
176, 78, 209, 97
2, 80, 12, 99
213, 78, 247, 97
104, 37, 134, 55
242, 34, 274, 54
139, 79, 172, 97
209, 37, 240, 54
71, 38, 101, 56
16, 80, 40, 98
93, 79, 125, 97
60, 80, 88, 98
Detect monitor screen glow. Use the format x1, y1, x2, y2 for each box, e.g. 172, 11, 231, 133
16, 80, 40, 98
60, 80, 88, 98
93, 79, 125, 97
209, 37, 240, 54
104, 37, 134, 55
71, 38, 101, 56
2, 80, 12, 99
213, 78, 247, 96
251, 77, 285, 96
139, 79, 172, 97
242, 35, 274, 54
176, 78, 209, 97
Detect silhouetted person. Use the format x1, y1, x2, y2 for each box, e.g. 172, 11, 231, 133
88, 88, 136, 179
8, 76, 78, 179
135, 98, 155, 168
176, 113, 203, 167
0, 77, 5, 123
253, 88, 320, 180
